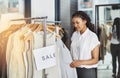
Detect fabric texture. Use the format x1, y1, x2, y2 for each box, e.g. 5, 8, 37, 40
71, 28, 100, 68
56, 38, 77, 78
109, 27, 120, 44
32, 31, 61, 78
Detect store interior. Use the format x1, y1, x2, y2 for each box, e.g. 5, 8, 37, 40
0, 0, 120, 78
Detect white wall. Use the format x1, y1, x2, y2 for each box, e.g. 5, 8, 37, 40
31, 0, 55, 21
111, 10, 120, 20
98, 7, 105, 24
94, 0, 120, 5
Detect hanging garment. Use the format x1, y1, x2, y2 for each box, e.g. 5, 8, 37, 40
6, 31, 15, 78
99, 26, 107, 61
24, 30, 34, 78
0, 24, 24, 78
56, 38, 77, 78
5, 23, 63, 78
7, 27, 31, 78
32, 31, 61, 78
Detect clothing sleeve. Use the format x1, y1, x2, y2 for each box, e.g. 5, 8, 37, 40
71, 32, 75, 41
90, 34, 100, 51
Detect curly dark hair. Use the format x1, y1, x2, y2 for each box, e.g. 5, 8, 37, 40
72, 11, 95, 32
112, 17, 120, 41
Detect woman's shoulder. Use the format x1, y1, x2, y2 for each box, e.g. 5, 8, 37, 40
87, 29, 100, 45
88, 29, 97, 36
71, 31, 78, 41
88, 29, 98, 39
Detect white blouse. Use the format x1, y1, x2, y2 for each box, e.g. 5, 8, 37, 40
70, 28, 100, 68
109, 27, 120, 44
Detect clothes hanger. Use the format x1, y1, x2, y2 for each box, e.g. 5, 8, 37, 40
34, 23, 43, 32
30, 24, 39, 31
47, 24, 64, 34
34, 23, 61, 38
46, 27, 61, 38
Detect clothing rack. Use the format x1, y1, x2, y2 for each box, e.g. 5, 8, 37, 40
11, 16, 48, 21
34, 20, 62, 35
34, 20, 62, 78
11, 16, 48, 47
34, 20, 61, 24
11, 16, 48, 78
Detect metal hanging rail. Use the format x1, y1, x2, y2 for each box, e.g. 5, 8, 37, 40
34, 20, 61, 25
11, 16, 48, 21
34, 20, 61, 23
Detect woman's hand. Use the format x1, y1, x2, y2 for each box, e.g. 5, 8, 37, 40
70, 60, 81, 68
70, 44, 100, 68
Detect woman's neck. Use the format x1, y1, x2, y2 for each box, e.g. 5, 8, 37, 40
80, 26, 87, 34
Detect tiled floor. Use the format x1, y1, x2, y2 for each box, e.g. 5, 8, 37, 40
98, 52, 112, 70
98, 52, 113, 78
98, 69, 113, 78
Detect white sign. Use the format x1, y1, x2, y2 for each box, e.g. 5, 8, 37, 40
33, 45, 56, 71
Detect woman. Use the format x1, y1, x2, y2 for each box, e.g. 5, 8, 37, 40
70, 11, 100, 78
108, 17, 120, 78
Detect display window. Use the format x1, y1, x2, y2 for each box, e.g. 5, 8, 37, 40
0, 0, 25, 33
78, 0, 93, 8
0, 0, 24, 16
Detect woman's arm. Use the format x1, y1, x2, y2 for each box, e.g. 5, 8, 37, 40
70, 45, 100, 68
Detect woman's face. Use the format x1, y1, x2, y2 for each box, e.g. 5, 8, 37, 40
72, 17, 87, 33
